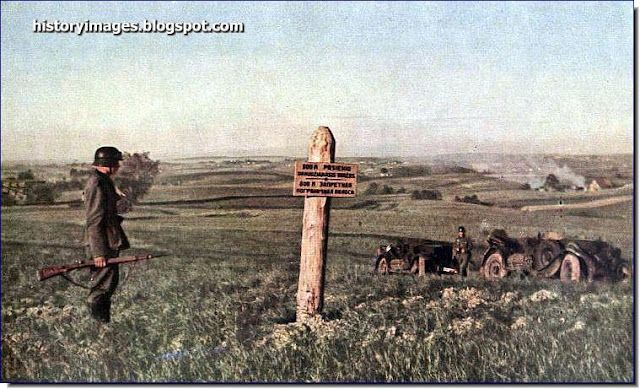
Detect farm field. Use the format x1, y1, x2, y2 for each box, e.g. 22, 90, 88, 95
1, 154, 633, 382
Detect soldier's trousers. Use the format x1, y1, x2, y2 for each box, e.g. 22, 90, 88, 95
86, 250, 119, 323
456, 253, 471, 278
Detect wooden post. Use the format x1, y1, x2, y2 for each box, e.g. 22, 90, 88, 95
296, 126, 335, 321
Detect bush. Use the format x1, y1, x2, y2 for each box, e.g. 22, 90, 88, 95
364, 183, 380, 195
454, 194, 492, 206
379, 185, 395, 195
365, 183, 404, 195
26, 183, 59, 204
411, 189, 442, 200
17, 170, 35, 180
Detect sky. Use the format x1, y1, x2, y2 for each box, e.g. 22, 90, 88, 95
1, 1, 634, 162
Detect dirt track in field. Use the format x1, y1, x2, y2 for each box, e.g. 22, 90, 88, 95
520, 195, 632, 212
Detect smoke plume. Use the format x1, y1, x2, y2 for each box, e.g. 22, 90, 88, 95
471, 155, 586, 189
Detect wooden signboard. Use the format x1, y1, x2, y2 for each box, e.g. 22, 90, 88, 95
293, 161, 358, 198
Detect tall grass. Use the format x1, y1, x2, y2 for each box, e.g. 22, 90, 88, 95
2, 218, 633, 382
1, 187, 633, 382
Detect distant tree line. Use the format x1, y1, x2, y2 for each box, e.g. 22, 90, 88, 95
454, 194, 493, 206
3, 153, 159, 207
364, 182, 446, 201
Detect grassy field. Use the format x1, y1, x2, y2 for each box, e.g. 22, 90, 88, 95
1, 155, 633, 382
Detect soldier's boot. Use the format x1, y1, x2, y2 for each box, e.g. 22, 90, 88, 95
88, 302, 104, 323
98, 299, 111, 323
105, 300, 112, 323
88, 297, 111, 323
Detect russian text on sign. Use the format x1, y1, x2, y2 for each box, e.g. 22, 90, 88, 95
293, 161, 358, 198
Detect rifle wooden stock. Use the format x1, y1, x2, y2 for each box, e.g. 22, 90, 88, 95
37, 254, 155, 281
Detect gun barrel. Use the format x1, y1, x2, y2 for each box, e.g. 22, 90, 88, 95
108, 254, 154, 265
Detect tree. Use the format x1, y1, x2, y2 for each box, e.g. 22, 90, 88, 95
17, 170, 35, 180
113, 152, 160, 211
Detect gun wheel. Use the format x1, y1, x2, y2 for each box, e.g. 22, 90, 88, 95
559, 254, 582, 282
615, 262, 631, 280
410, 255, 427, 276
376, 257, 389, 274
410, 258, 419, 274
483, 252, 507, 280
534, 241, 562, 270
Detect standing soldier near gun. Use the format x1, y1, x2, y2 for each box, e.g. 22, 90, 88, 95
84, 146, 130, 323
453, 226, 473, 280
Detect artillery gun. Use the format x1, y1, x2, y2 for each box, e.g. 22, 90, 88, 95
481, 229, 629, 282
374, 238, 457, 276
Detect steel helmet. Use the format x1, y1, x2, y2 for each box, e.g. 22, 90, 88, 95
93, 146, 123, 167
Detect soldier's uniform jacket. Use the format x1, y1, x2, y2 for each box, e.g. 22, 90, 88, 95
84, 169, 130, 258
454, 236, 473, 254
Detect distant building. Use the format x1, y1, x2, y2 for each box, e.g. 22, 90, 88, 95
2, 178, 46, 204
588, 178, 614, 191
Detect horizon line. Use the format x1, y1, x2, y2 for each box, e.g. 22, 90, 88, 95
1, 151, 633, 166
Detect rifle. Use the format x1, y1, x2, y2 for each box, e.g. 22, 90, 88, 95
37, 254, 162, 281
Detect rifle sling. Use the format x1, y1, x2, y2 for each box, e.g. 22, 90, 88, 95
61, 274, 91, 290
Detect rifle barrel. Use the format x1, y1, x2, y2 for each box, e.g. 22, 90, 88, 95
37, 254, 159, 281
